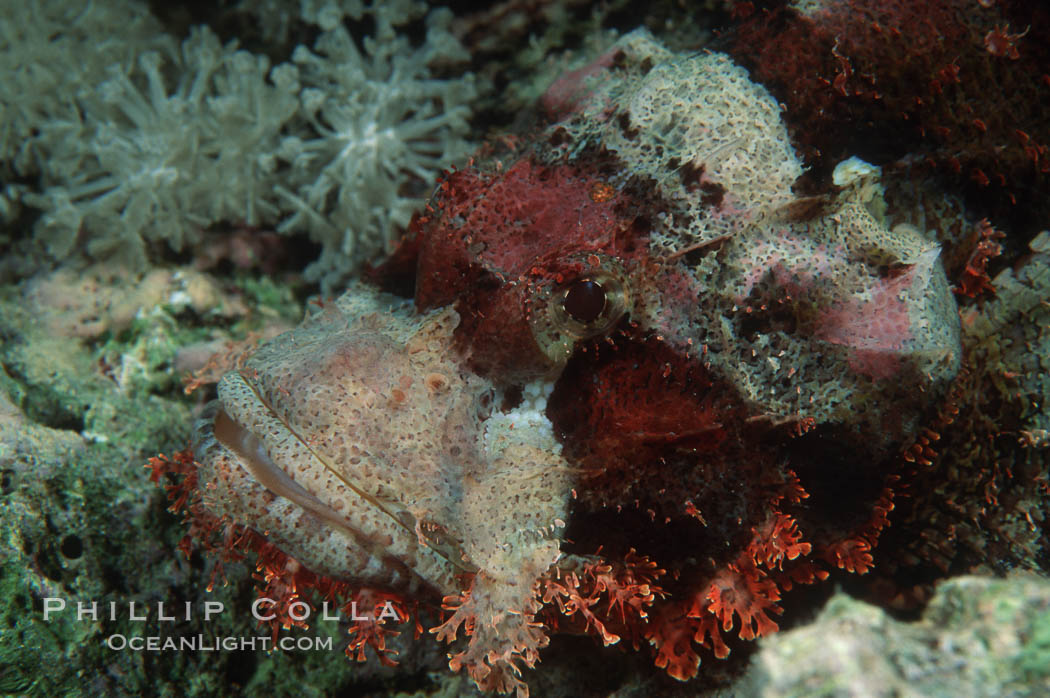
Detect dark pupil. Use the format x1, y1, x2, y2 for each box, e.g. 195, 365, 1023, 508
563, 279, 606, 323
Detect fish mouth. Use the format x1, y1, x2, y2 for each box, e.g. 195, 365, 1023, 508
209, 370, 478, 578
212, 405, 362, 539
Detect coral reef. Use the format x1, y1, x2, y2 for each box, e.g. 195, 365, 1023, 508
0, 0, 172, 174
25, 27, 299, 265
1, 2, 1048, 697
0, 274, 208, 695
272, 8, 477, 286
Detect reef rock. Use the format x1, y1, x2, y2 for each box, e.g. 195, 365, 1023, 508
741, 573, 1050, 697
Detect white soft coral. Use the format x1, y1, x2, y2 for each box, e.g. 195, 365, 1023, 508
274, 10, 476, 288
25, 26, 299, 266
10, 2, 476, 288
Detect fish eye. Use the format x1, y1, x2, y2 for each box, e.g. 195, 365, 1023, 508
551, 269, 627, 338
530, 256, 631, 366
562, 278, 607, 324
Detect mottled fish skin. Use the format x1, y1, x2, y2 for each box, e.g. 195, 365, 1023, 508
188, 28, 965, 695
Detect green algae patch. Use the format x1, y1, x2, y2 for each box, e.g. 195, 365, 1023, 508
1017, 606, 1050, 683
0, 266, 370, 696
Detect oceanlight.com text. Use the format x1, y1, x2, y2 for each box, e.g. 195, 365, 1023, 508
104, 634, 334, 652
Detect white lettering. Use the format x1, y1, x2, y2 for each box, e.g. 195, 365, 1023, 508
203, 601, 224, 621
252, 598, 276, 621
106, 634, 127, 650
77, 601, 97, 621
157, 602, 175, 622
288, 600, 310, 622
321, 602, 339, 621
129, 602, 147, 621
378, 601, 400, 621
43, 598, 65, 620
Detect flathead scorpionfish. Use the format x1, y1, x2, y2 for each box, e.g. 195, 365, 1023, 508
185, 29, 960, 695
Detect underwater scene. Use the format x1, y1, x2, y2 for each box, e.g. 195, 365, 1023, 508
2, 1, 1049, 696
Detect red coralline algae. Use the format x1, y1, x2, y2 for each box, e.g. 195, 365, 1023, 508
540, 551, 665, 647
414, 158, 643, 309
543, 324, 904, 679
642, 506, 837, 680
983, 23, 1026, 60
825, 538, 875, 575
706, 564, 782, 641
954, 218, 1005, 298
729, 0, 1050, 214
748, 512, 812, 570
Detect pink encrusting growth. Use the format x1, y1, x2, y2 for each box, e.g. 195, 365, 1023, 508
815, 275, 913, 379
815, 248, 940, 379
735, 228, 844, 302
540, 47, 619, 118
